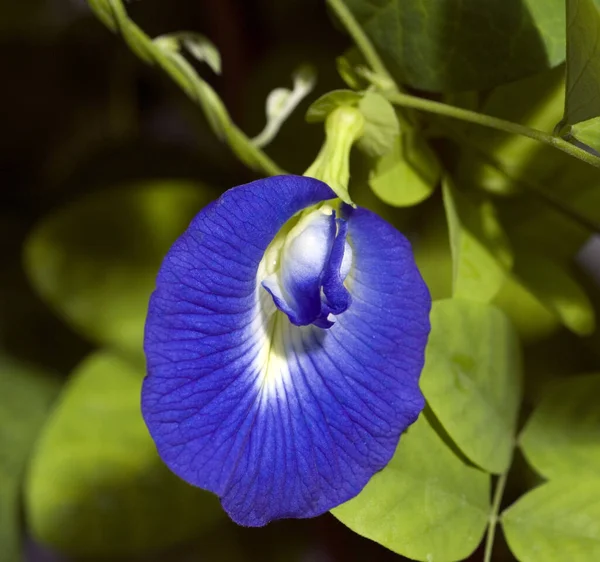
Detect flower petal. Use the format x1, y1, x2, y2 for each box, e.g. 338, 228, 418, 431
262, 207, 336, 326
142, 175, 430, 526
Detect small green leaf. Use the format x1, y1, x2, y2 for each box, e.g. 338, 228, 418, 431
569, 116, 600, 151
336, 55, 364, 90
443, 179, 512, 303
25, 351, 222, 558
305, 89, 361, 123
355, 92, 399, 158
343, 0, 567, 91
564, 0, 600, 125
502, 479, 600, 562
513, 252, 595, 335
421, 299, 522, 474
332, 414, 490, 562
369, 130, 439, 206
154, 32, 221, 74
520, 373, 600, 479
0, 357, 60, 562
24, 181, 215, 358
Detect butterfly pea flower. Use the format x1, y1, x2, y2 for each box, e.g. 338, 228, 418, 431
142, 175, 431, 527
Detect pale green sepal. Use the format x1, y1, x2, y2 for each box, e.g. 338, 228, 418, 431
304, 106, 365, 205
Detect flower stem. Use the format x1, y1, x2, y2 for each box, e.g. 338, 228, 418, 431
326, 0, 395, 86
386, 91, 600, 169
484, 471, 508, 562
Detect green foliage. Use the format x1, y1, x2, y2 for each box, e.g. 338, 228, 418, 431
421, 299, 522, 473
520, 373, 600, 479
564, 0, 600, 126
25, 351, 223, 558
342, 0, 566, 91
0, 357, 60, 562
355, 92, 399, 157
443, 179, 512, 303
369, 129, 439, 207
502, 479, 600, 561
25, 181, 214, 358
333, 414, 490, 562
569, 116, 600, 152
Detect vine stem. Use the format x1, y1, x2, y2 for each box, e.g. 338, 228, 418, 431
438, 120, 600, 233
483, 471, 508, 562
326, 0, 395, 86
386, 91, 600, 169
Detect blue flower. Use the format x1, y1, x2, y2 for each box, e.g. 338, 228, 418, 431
142, 175, 431, 527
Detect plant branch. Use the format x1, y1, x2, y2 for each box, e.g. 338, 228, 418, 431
86, 0, 284, 176
440, 120, 600, 233
483, 471, 508, 562
326, 0, 395, 87
386, 91, 600, 170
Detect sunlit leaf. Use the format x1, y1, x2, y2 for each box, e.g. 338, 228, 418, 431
355, 92, 399, 157
421, 299, 522, 473
443, 179, 512, 303
25, 181, 215, 358
25, 351, 223, 558
520, 373, 600, 479
332, 414, 490, 562
369, 131, 439, 206
569, 116, 600, 151
343, 0, 566, 91
564, 0, 600, 125
0, 357, 60, 562
502, 479, 600, 562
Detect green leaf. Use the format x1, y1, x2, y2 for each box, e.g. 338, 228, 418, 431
332, 414, 490, 562
502, 479, 600, 562
564, 0, 600, 125
369, 130, 439, 207
343, 0, 566, 91
355, 92, 399, 157
421, 299, 522, 474
442, 179, 512, 303
513, 252, 595, 335
456, 67, 600, 259
520, 373, 600, 479
25, 351, 223, 558
305, 89, 361, 122
24, 181, 215, 358
0, 357, 60, 562
569, 116, 600, 151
